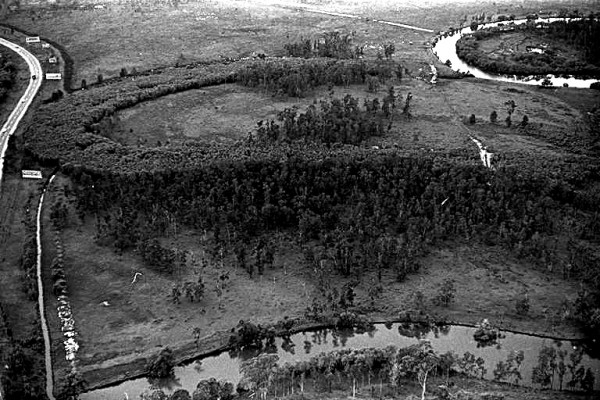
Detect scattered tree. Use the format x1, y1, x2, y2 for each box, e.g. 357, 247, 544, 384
515, 293, 530, 315
433, 279, 455, 307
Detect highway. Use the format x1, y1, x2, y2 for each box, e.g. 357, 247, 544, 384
0, 37, 43, 190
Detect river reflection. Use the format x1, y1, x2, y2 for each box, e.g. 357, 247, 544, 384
81, 323, 599, 399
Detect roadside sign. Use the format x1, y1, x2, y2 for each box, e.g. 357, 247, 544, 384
45, 73, 62, 80
21, 170, 42, 179
25, 36, 40, 44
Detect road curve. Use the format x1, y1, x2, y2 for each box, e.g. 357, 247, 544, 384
0, 37, 43, 190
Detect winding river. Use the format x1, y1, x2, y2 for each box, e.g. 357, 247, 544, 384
432, 17, 599, 88
82, 323, 600, 399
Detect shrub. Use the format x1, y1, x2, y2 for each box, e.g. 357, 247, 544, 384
515, 294, 530, 315
366, 75, 380, 92
146, 347, 175, 379
334, 311, 373, 330
433, 279, 456, 307
228, 320, 264, 349
193, 379, 234, 400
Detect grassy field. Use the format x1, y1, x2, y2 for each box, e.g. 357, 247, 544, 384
2, 0, 433, 89
8, 0, 596, 89
105, 75, 592, 156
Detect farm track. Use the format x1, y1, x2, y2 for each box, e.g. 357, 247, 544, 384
36, 174, 57, 400
274, 1, 435, 33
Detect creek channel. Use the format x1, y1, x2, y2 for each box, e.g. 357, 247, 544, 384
431, 17, 600, 88
81, 323, 600, 399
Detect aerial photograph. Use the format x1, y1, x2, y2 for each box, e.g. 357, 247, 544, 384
0, 0, 599, 399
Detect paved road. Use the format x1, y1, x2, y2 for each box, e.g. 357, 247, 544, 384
0, 37, 43, 190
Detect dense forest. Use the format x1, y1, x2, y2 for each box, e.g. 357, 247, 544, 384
0, 49, 16, 103
254, 90, 402, 145
456, 17, 600, 78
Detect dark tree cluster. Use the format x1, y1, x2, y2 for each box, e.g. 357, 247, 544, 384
236, 58, 399, 97
0, 50, 16, 103
255, 91, 398, 145
284, 31, 363, 59
137, 238, 185, 274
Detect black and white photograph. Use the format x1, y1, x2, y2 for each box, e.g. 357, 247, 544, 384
0, 0, 599, 399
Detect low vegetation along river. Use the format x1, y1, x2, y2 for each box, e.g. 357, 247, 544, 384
432, 17, 599, 88
82, 323, 600, 399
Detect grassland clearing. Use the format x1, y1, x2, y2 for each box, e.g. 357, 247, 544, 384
106, 75, 589, 158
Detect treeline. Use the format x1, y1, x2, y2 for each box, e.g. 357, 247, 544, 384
139, 341, 597, 400
235, 343, 596, 397
456, 19, 600, 78
255, 91, 400, 145
236, 57, 401, 97
284, 31, 363, 59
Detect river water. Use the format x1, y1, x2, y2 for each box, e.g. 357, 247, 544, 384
81, 323, 599, 399
432, 18, 599, 88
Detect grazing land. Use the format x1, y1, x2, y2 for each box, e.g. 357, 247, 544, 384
0, 1, 599, 400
